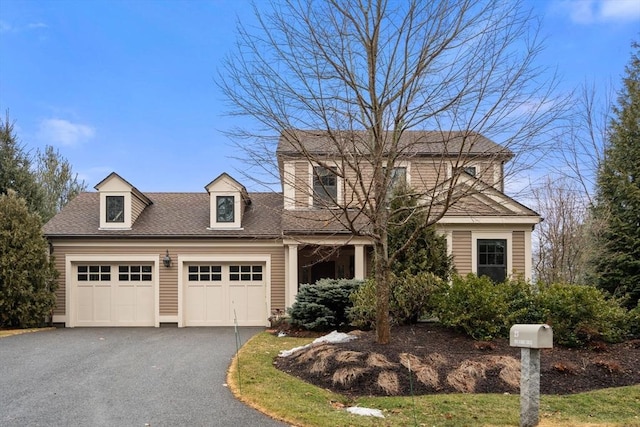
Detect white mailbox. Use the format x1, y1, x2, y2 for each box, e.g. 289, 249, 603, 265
510, 324, 553, 349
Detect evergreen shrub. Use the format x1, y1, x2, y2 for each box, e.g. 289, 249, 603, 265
287, 278, 362, 331
348, 272, 445, 328
433, 273, 508, 340
0, 191, 58, 327
537, 283, 629, 347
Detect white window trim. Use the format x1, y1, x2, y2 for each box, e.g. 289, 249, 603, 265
283, 161, 296, 210
308, 163, 343, 207
208, 191, 243, 229
471, 231, 512, 280
99, 192, 132, 230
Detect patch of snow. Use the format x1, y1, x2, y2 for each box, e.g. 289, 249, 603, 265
346, 406, 384, 418
278, 330, 358, 357
277, 331, 287, 337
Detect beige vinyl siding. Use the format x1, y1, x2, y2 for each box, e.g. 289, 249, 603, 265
344, 163, 374, 207
294, 161, 308, 208
160, 249, 178, 314
452, 230, 472, 275
49, 240, 285, 317
411, 160, 447, 193
131, 194, 147, 223
512, 230, 525, 275
52, 251, 66, 316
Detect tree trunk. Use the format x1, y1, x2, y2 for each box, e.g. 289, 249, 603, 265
374, 241, 391, 344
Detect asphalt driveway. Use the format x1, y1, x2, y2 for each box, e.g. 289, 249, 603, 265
0, 327, 286, 427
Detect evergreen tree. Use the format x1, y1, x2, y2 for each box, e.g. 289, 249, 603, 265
388, 184, 454, 279
592, 42, 640, 309
0, 190, 58, 327
0, 113, 44, 219
35, 145, 86, 223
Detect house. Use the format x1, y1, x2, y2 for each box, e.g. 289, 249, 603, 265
43, 130, 540, 327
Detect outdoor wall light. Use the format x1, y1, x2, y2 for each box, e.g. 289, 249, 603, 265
163, 250, 172, 268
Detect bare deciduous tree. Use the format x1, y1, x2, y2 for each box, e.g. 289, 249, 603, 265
532, 84, 612, 285
532, 176, 589, 285
220, 0, 565, 344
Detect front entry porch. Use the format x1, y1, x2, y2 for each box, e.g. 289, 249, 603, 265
284, 237, 372, 307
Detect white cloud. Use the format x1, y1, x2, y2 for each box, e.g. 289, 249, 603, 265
39, 119, 95, 146
600, 0, 640, 20
0, 21, 13, 33
26, 22, 48, 30
559, 0, 640, 24
0, 20, 48, 33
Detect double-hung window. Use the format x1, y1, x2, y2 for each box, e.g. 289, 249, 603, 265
477, 239, 507, 283
313, 166, 337, 207
386, 166, 407, 204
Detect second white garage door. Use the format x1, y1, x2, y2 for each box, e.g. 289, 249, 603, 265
184, 263, 266, 326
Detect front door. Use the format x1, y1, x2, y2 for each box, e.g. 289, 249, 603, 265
310, 261, 336, 283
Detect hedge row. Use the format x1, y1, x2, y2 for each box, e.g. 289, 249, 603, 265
288, 274, 639, 347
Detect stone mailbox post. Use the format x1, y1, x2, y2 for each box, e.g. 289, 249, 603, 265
510, 324, 553, 427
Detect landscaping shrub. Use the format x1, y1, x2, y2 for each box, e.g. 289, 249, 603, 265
287, 278, 363, 331
348, 272, 445, 328
537, 283, 629, 347
347, 278, 377, 329
497, 277, 545, 326
392, 272, 445, 324
626, 302, 640, 339
432, 274, 508, 340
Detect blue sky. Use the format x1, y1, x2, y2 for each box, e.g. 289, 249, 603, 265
1, 0, 639, 193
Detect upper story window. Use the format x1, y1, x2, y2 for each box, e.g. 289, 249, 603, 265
106, 196, 125, 223
455, 166, 477, 177
385, 166, 407, 204
313, 166, 337, 207
216, 196, 235, 222
388, 166, 406, 192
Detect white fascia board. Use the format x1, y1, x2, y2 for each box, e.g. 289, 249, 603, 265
438, 216, 540, 225
283, 235, 373, 246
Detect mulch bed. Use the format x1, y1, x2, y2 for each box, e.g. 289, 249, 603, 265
274, 322, 640, 397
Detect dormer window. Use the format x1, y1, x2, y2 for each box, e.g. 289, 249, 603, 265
216, 196, 235, 223
95, 172, 152, 230
205, 173, 248, 229
106, 196, 125, 223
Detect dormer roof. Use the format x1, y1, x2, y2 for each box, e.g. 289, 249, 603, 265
205, 172, 250, 204
94, 172, 152, 206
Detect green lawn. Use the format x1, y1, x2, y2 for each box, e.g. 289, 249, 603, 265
227, 332, 640, 427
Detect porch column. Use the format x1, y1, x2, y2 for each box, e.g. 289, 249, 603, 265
286, 244, 299, 308
354, 244, 365, 280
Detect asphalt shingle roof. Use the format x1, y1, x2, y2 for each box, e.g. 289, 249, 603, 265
43, 192, 283, 238
277, 130, 513, 158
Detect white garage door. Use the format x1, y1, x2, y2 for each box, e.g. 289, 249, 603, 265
74, 264, 155, 327
184, 263, 266, 326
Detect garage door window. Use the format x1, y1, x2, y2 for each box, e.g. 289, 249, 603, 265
77, 265, 111, 281
118, 265, 152, 281
230, 265, 262, 281
188, 265, 222, 281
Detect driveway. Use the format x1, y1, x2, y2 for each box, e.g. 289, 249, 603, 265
0, 327, 286, 427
